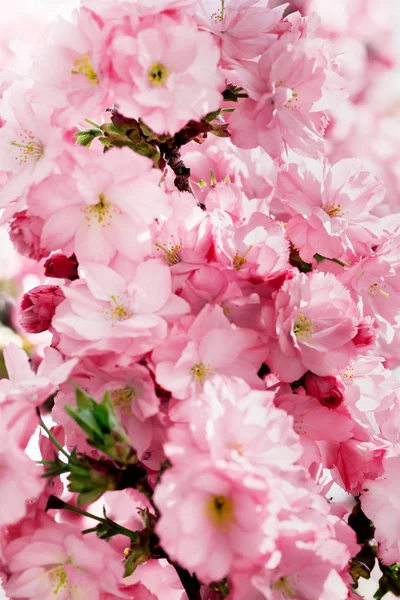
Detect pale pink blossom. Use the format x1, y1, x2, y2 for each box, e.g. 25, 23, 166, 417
361, 453, 400, 564
195, 0, 286, 64
30, 8, 111, 128
266, 271, 360, 381
0, 82, 64, 210
279, 159, 384, 263
212, 210, 289, 281
0, 418, 43, 527
252, 533, 350, 600
153, 304, 265, 401
165, 376, 303, 476
53, 260, 189, 361
230, 13, 346, 158
116, 14, 224, 134
154, 461, 270, 583
4, 522, 126, 599
29, 148, 170, 265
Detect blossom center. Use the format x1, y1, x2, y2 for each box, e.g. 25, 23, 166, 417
323, 202, 343, 218
104, 294, 132, 322
293, 313, 318, 341
272, 575, 296, 598
155, 238, 182, 265
190, 362, 213, 385
71, 53, 99, 84
148, 63, 169, 87
83, 193, 120, 226
111, 386, 136, 415
11, 130, 44, 165
368, 283, 389, 298
48, 564, 71, 596
284, 89, 299, 110
206, 494, 233, 530
211, 0, 225, 21
233, 246, 253, 271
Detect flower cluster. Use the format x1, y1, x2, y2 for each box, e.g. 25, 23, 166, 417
0, 0, 399, 599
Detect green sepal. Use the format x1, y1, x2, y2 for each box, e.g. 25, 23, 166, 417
74, 129, 102, 147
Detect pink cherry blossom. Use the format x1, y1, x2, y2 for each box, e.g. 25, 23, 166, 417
230, 13, 346, 158
154, 461, 270, 583
165, 376, 303, 476
279, 159, 385, 263
266, 271, 361, 381
212, 210, 289, 281
252, 532, 350, 600
153, 304, 265, 401
4, 521, 126, 600
0, 418, 43, 527
0, 82, 64, 210
28, 148, 170, 265
195, 0, 286, 64
116, 13, 224, 134
30, 7, 112, 128
53, 260, 189, 361
361, 453, 400, 565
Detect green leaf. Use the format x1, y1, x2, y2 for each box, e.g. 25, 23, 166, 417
65, 387, 136, 465
74, 129, 102, 147
203, 109, 222, 122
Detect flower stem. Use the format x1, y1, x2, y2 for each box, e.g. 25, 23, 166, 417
46, 495, 139, 540
36, 408, 70, 459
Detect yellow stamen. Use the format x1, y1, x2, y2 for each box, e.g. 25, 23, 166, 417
148, 62, 169, 87
111, 386, 136, 415
71, 53, 99, 84
233, 246, 253, 271
48, 564, 70, 596
323, 202, 343, 218
155, 239, 182, 266
293, 313, 318, 342
211, 0, 225, 21
272, 575, 296, 598
206, 495, 233, 531
368, 283, 389, 298
190, 362, 213, 385
11, 130, 44, 165
83, 193, 120, 226
108, 295, 132, 322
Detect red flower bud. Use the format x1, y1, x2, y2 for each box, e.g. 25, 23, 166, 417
44, 253, 79, 280
304, 373, 345, 409
20, 285, 65, 333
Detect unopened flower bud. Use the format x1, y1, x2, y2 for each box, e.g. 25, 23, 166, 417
20, 285, 65, 333
352, 317, 377, 348
44, 252, 79, 280
305, 373, 345, 409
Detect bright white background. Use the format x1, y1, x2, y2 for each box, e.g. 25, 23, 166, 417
0, 0, 395, 598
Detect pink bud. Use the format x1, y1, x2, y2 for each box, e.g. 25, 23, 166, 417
19, 285, 65, 333
44, 252, 79, 280
304, 373, 345, 409
9, 210, 46, 261
352, 317, 377, 348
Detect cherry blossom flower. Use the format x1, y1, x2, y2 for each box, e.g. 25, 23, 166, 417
266, 271, 361, 381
